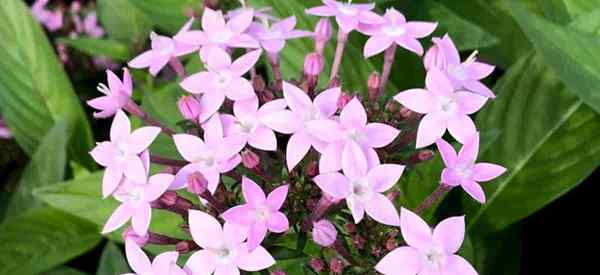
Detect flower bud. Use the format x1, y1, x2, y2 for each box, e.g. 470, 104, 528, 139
385, 237, 398, 251
241, 149, 260, 169
309, 258, 325, 272
304, 53, 324, 76
178, 95, 201, 121
410, 150, 435, 164
122, 227, 149, 246
187, 172, 208, 195
271, 271, 286, 275
368, 71, 381, 102
159, 191, 178, 206
312, 219, 337, 247
352, 234, 366, 250
329, 257, 344, 274
176, 240, 194, 254
70, 1, 81, 14
385, 100, 400, 113
386, 190, 401, 201
337, 93, 352, 109
314, 19, 332, 55
305, 161, 319, 178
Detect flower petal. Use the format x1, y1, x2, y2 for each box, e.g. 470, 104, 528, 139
395, 36, 424, 56
365, 193, 400, 226
471, 163, 506, 182
124, 156, 147, 183
102, 203, 133, 234
457, 133, 479, 165
461, 180, 486, 203
400, 207, 432, 250
145, 174, 174, 201
128, 51, 154, 69
466, 61, 495, 80
185, 250, 216, 275
125, 239, 152, 274
433, 215, 465, 254
313, 87, 341, 118
305, 6, 336, 17
463, 80, 496, 99
405, 22, 437, 38
393, 88, 436, 114
455, 91, 487, 115
425, 68, 454, 97
447, 115, 477, 145
102, 165, 123, 198
231, 49, 262, 76
225, 77, 255, 101
286, 132, 312, 171
313, 172, 351, 199
127, 126, 161, 154
444, 255, 478, 275
132, 203, 151, 236
233, 97, 259, 118
282, 81, 312, 114
235, 244, 276, 271
367, 164, 405, 192
305, 119, 345, 143
436, 138, 458, 168
364, 34, 394, 58
242, 176, 267, 206
246, 223, 268, 252
364, 123, 400, 148
346, 196, 365, 223
319, 142, 343, 173
173, 134, 208, 162
202, 8, 226, 32
375, 246, 421, 275
198, 92, 226, 123
260, 110, 301, 134
267, 212, 289, 233
248, 126, 277, 151
340, 98, 367, 129
267, 185, 289, 211
206, 47, 232, 71
227, 8, 254, 33
189, 210, 224, 249
416, 113, 447, 148
342, 141, 368, 180
180, 72, 214, 94
336, 15, 358, 33
111, 110, 131, 141
151, 252, 179, 274
222, 205, 255, 225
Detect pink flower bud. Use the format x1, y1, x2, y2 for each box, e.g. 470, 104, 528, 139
304, 53, 324, 76
305, 161, 319, 178
312, 219, 337, 247
344, 223, 356, 233
178, 95, 201, 121
337, 93, 352, 109
271, 271, 286, 275
329, 257, 344, 274
315, 19, 332, 54
368, 71, 381, 102
309, 258, 325, 272
353, 235, 367, 250
70, 1, 81, 14
385, 237, 398, 251
423, 43, 445, 71
187, 172, 208, 195
410, 150, 435, 164
159, 191, 178, 206
122, 227, 149, 246
241, 149, 260, 169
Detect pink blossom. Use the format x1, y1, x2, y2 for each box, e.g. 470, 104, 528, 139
227, 7, 277, 22
124, 239, 186, 275
180, 48, 261, 123
31, 0, 63, 32
177, 95, 202, 121
222, 177, 290, 251
82, 12, 104, 38
375, 208, 478, 275
394, 68, 488, 148
424, 34, 496, 98
437, 134, 506, 203
0, 119, 11, 139
128, 18, 197, 76
87, 69, 132, 118
305, 0, 384, 34
312, 219, 337, 247
185, 210, 276, 274
171, 115, 246, 193
247, 16, 313, 53
313, 143, 404, 225
363, 8, 437, 57
90, 111, 161, 198
260, 82, 341, 170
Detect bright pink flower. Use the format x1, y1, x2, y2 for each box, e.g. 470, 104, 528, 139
363, 8, 437, 57
128, 18, 197, 76
247, 16, 313, 53
222, 177, 290, 251
424, 34, 496, 98
437, 134, 506, 203
82, 12, 104, 38
260, 82, 341, 170
180, 48, 261, 123
0, 119, 11, 139
305, 0, 384, 34
312, 219, 337, 247
314, 143, 404, 225
124, 239, 186, 275
171, 115, 246, 193
31, 0, 63, 32
178, 95, 202, 121
185, 210, 276, 274
375, 208, 478, 275
90, 111, 161, 198
227, 7, 277, 22
176, 8, 259, 61
88, 69, 132, 118
394, 68, 488, 148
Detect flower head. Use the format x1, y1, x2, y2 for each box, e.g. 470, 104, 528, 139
247, 16, 313, 53
125, 239, 186, 275
82, 12, 104, 38
306, 0, 384, 34
312, 219, 337, 247
31, 0, 63, 32
87, 69, 132, 118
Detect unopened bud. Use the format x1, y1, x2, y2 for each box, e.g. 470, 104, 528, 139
410, 150, 434, 164
187, 172, 208, 195
352, 235, 366, 250
260, 89, 275, 103
312, 219, 337, 247
253, 75, 266, 92
122, 227, 149, 246
159, 191, 178, 206
241, 149, 260, 169
328, 76, 341, 88
385, 100, 400, 113
337, 93, 352, 109
329, 257, 344, 274
178, 95, 201, 121
424, 43, 444, 71
271, 271, 286, 275
176, 240, 198, 254
309, 258, 325, 272
368, 72, 381, 102
305, 161, 319, 177
314, 19, 332, 55
304, 53, 324, 76
385, 237, 398, 251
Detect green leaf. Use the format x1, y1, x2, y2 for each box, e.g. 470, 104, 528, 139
465, 53, 600, 233
463, 226, 522, 275
0, 208, 101, 275
58, 37, 132, 61
97, 242, 130, 275
97, 0, 152, 44
131, 0, 198, 34
563, 0, 600, 18
537, 0, 572, 24
0, 0, 94, 167
43, 266, 89, 275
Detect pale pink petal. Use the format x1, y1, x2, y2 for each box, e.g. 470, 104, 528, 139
227, 9, 254, 33
305, 6, 336, 17
204, 169, 222, 194
447, 115, 477, 145
461, 180, 486, 203
367, 164, 405, 192
231, 49, 262, 76
416, 113, 447, 148
463, 80, 496, 99
457, 133, 479, 165
305, 119, 345, 143
214, 265, 240, 275
128, 51, 154, 68
246, 223, 268, 251
267, 212, 289, 233
91, 142, 115, 167
222, 205, 256, 225
283, 30, 313, 39
125, 239, 152, 274
223, 221, 247, 245
313, 172, 351, 199
471, 163, 506, 182
395, 36, 424, 56
346, 196, 365, 223
342, 141, 368, 180
336, 16, 358, 33
216, 135, 246, 160
242, 177, 267, 206
375, 246, 421, 275
365, 193, 400, 226
282, 81, 312, 114
313, 87, 341, 118
180, 72, 214, 94
127, 126, 161, 153
225, 77, 255, 101
272, 16, 296, 33
145, 174, 174, 201
202, 114, 225, 145
206, 47, 233, 70
102, 165, 123, 198
425, 68, 454, 97
466, 62, 495, 80
102, 203, 133, 234
436, 138, 458, 168
357, 10, 384, 24
228, 33, 260, 48
185, 250, 216, 275
405, 22, 438, 38
383, 8, 406, 24
189, 210, 224, 249
124, 156, 147, 183
260, 110, 301, 134
257, 99, 287, 116
261, 38, 286, 53
267, 185, 288, 211
110, 110, 131, 141
441, 168, 462, 187
233, 97, 259, 118
173, 134, 208, 162
364, 34, 394, 58
364, 123, 400, 148
439, 34, 460, 66
365, 147, 381, 168
235, 244, 275, 271
393, 89, 436, 114
319, 142, 343, 173
175, 30, 208, 46
132, 203, 151, 236
340, 98, 367, 129
248, 126, 277, 151
286, 132, 312, 170
400, 207, 433, 250
202, 8, 226, 32
149, 56, 170, 76
433, 216, 465, 254
106, 70, 123, 93
152, 252, 179, 274
455, 91, 487, 115
198, 92, 226, 123
443, 255, 478, 275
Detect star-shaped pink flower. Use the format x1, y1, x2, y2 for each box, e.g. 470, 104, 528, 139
424, 34, 496, 98
314, 142, 404, 226
184, 210, 276, 274
180, 47, 261, 123
124, 239, 186, 275
376, 208, 478, 275
87, 69, 132, 118
171, 114, 246, 193
222, 177, 289, 251
90, 111, 161, 198
31, 0, 63, 32
260, 82, 341, 170
394, 68, 488, 148
128, 18, 198, 76
437, 133, 506, 203
247, 16, 313, 53
305, 0, 383, 34
363, 8, 437, 57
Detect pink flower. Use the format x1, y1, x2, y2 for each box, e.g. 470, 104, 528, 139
176, 8, 259, 61
394, 68, 488, 148
0, 119, 11, 139
222, 177, 290, 251
171, 115, 246, 193
375, 208, 478, 275
363, 8, 437, 57
437, 134, 506, 203
185, 210, 276, 274
260, 82, 341, 170
424, 34, 496, 98
312, 219, 337, 247
180, 48, 261, 123
124, 239, 186, 275
247, 16, 313, 53
227, 7, 277, 22
31, 0, 63, 32
306, 0, 383, 34
82, 12, 104, 38
90, 111, 161, 198
313, 142, 404, 225
128, 18, 197, 76
87, 69, 132, 118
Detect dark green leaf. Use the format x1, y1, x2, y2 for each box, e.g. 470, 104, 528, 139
58, 37, 132, 61
131, 0, 198, 34
43, 266, 89, 275
97, 0, 152, 44
97, 242, 130, 275
467, 226, 522, 275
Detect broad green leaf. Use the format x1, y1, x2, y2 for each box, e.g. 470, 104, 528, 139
0, 208, 101, 275
462, 226, 522, 275
97, 0, 152, 44
43, 266, 89, 275
58, 37, 132, 61
97, 242, 130, 275
563, 0, 600, 18
537, 0, 571, 24
0, 0, 94, 167
569, 8, 600, 35
465, 53, 600, 233
510, 1, 600, 114
142, 83, 186, 129
131, 0, 198, 34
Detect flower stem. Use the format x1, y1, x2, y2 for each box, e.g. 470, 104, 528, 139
379, 44, 397, 97
168, 57, 186, 78
330, 30, 348, 81
125, 100, 176, 136
268, 52, 283, 91
148, 231, 183, 245
414, 183, 453, 215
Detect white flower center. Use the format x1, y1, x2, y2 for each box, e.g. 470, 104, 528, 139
351, 178, 372, 201
421, 246, 447, 270
213, 71, 232, 88
450, 66, 468, 81
345, 127, 366, 143
114, 142, 130, 163
128, 186, 145, 205
213, 246, 237, 265
339, 4, 358, 16
238, 118, 256, 134
193, 154, 217, 168
261, 30, 283, 40
382, 25, 406, 37
453, 164, 473, 179
255, 205, 271, 222
151, 33, 176, 56
211, 30, 233, 44
439, 97, 458, 115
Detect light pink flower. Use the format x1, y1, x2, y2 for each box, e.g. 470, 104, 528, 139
227, 7, 277, 22
90, 111, 161, 198
180, 48, 261, 123
124, 239, 186, 275
87, 69, 132, 118
171, 115, 246, 193
437, 134, 506, 203
128, 18, 197, 76
260, 82, 341, 170
185, 210, 276, 274
176, 8, 259, 61
394, 68, 488, 148
375, 208, 478, 275
0, 119, 11, 139
247, 16, 313, 53
222, 177, 290, 251
363, 8, 437, 57
31, 0, 63, 32
305, 0, 384, 34
312, 219, 337, 247
313, 143, 404, 225
424, 34, 496, 98
82, 12, 104, 38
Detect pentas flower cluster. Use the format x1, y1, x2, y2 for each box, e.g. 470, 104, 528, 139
88, 1, 506, 274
